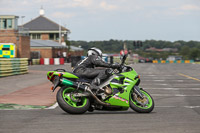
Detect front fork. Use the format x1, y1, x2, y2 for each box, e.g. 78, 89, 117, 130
134, 85, 144, 99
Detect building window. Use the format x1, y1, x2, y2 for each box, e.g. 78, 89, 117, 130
31, 33, 41, 39
0, 19, 1, 29
49, 33, 54, 40
55, 33, 59, 40
49, 33, 59, 40
2, 19, 7, 29
1, 19, 13, 29
7, 19, 12, 28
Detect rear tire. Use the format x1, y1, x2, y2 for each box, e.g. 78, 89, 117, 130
130, 89, 154, 113
57, 86, 90, 114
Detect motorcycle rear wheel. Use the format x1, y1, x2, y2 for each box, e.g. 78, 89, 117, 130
57, 86, 90, 114
129, 89, 154, 113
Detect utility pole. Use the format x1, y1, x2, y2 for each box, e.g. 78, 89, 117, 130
59, 20, 61, 44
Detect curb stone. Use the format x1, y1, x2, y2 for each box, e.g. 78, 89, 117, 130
0, 103, 46, 110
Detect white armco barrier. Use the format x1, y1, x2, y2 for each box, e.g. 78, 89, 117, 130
54, 58, 60, 65
44, 58, 50, 65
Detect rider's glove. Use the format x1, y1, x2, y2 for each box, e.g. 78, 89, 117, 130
111, 63, 121, 69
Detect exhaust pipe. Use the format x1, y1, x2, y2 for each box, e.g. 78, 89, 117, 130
60, 78, 111, 106
85, 87, 111, 106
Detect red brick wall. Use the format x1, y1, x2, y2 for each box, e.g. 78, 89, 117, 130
69, 51, 84, 56
31, 47, 53, 58
18, 36, 30, 58
30, 47, 84, 58
52, 48, 68, 58
41, 33, 49, 40
0, 30, 18, 43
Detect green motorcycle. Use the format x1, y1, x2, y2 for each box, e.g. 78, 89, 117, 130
47, 54, 154, 114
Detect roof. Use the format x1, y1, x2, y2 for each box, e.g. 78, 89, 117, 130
30, 40, 83, 51
23, 15, 69, 31
0, 15, 19, 19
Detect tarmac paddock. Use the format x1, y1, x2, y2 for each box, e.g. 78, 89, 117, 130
0, 63, 200, 133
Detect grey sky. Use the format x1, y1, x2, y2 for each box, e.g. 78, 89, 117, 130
0, 0, 200, 41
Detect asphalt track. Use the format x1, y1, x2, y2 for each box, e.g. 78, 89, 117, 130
0, 64, 200, 133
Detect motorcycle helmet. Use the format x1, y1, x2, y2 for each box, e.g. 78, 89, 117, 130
87, 47, 102, 57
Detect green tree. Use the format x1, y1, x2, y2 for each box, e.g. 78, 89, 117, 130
180, 46, 190, 59
65, 40, 71, 54
189, 48, 200, 60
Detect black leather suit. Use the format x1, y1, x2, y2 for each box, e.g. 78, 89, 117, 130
73, 55, 118, 86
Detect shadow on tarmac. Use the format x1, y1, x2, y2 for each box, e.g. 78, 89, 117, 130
61, 111, 156, 115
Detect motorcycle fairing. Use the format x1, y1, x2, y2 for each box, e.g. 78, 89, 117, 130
104, 70, 139, 107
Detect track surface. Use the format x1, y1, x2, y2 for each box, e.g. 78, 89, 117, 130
0, 64, 200, 133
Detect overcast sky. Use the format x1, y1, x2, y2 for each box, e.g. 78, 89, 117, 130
0, 0, 200, 41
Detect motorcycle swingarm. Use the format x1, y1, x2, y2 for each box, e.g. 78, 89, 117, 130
72, 92, 90, 97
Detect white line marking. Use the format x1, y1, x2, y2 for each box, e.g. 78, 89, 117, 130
45, 102, 58, 109
156, 106, 200, 108
146, 88, 200, 90
152, 94, 200, 97
155, 106, 176, 108
184, 106, 200, 109
142, 84, 168, 86
176, 80, 184, 82
143, 80, 184, 82
152, 80, 165, 82
144, 75, 175, 77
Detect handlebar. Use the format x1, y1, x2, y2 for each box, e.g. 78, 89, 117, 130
107, 54, 128, 75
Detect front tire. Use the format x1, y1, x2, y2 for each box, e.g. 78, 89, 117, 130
130, 88, 154, 113
57, 86, 90, 114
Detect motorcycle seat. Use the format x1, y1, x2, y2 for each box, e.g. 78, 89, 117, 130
65, 71, 93, 83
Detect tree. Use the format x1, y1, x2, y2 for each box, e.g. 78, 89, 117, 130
180, 46, 190, 59
189, 48, 200, 60
65, 40, 71, 54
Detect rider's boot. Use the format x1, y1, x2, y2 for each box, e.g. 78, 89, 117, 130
91, 78, 102, 93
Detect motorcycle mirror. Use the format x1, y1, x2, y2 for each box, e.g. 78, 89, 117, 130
121, 54, 128, 65
123, 54, 128, 60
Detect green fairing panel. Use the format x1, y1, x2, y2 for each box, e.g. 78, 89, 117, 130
120, 70, 138, 80
62, 72, 79, 79
104, 71, 138, 107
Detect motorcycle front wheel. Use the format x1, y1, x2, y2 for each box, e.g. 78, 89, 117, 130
57, 86, 90, 114
129, 88, 154, 113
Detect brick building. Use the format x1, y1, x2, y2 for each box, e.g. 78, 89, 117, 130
0, 15, 30, 58
0, 9, 83, 59
22, 8, 70, 43
22, 8, 83, 59
30, 40, 83, 58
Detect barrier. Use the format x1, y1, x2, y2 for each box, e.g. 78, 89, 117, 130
0, 58, 28, 77
54, 58, 60, 65
49, 58, 54, 65
35, 58, 65, 65
60, 58, 64, 65
153, 60, 194, 64
40, 58, 44, 65
44, 58, 50, 65
32, 59, 40, 65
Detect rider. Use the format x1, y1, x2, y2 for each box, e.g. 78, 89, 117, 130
72, 47, 121, 91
